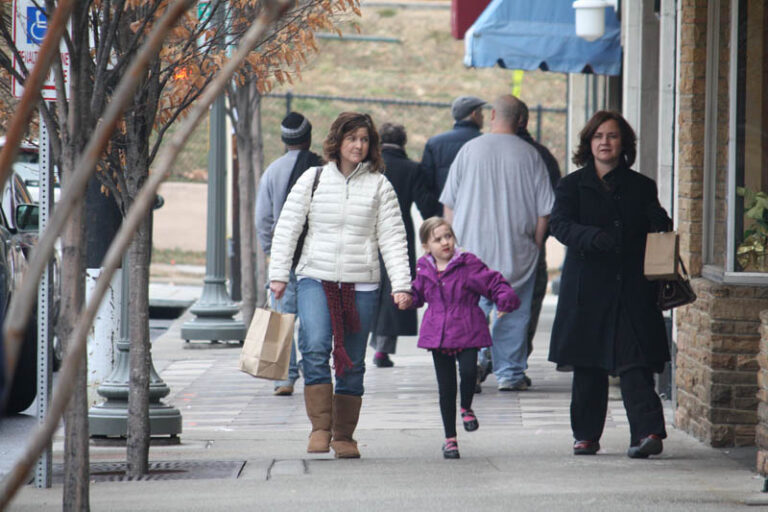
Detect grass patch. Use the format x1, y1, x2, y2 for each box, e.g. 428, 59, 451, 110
163, 5, 568, 180
152, 247, 207, 266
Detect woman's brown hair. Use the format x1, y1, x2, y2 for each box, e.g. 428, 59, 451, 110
323, 112, 383, 172
572, 110, 637, 168
419, 216, 456, 245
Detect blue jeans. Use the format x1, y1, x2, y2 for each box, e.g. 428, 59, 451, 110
271, 271, 300, 388
479, 271, 536, 385
296, 278, 378, 396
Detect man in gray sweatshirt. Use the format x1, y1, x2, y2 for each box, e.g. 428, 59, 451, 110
255, 112, 322, 395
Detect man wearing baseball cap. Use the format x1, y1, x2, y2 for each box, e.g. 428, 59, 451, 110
440, 95, 554, 393
255, 111, 323, 396
421, 95, 486, 213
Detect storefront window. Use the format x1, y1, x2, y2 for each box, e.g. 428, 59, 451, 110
733, 0, 768, 273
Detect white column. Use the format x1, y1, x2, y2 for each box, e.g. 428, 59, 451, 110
85, 268, 121, 406
657, 0, 677, 213
623, 0, 660, 178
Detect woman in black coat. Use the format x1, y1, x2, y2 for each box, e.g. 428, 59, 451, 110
370, 123, 441, 367
548, 111, 672, 459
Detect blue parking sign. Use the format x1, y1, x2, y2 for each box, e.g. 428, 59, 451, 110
26, 6, 46, 44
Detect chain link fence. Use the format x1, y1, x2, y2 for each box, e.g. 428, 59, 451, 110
170, 92, 567, 180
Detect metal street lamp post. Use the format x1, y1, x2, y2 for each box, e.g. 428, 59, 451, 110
181, 93, 246, 343
88, 256, 182, 438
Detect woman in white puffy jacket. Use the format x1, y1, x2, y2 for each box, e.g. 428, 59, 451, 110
269, 112, 413, 459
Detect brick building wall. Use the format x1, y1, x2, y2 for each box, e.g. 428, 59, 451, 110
674, 0, 768, 448
757, 311, 768, 473
676, 282, 768, 446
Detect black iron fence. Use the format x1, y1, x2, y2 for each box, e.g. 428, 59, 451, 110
262, 92, 567, 169
170, 92, 568, 180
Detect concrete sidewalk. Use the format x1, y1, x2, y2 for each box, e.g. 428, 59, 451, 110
5, 294, 768, 510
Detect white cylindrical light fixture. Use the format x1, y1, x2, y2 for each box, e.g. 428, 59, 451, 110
573, 0, 608, 42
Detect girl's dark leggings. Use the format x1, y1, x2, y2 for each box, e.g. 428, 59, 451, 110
431, 348, 479, 438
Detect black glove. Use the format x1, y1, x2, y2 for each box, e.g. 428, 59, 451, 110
646, 203, 672, 231
592, 231, 616, 252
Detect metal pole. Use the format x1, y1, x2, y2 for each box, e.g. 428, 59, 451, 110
35, 111, 52, 488
535, 104, 543, 143
181, 0, 244, 343
181, 93, 245, 343
286, 90, 292, 116
88, 253, 182, 438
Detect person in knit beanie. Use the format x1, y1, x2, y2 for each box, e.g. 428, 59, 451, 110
281, 111, 312, 146
255, 112, 323, 396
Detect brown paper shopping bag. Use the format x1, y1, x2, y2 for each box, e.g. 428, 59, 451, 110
239, 307, 295, 380
644, 232, 679, 280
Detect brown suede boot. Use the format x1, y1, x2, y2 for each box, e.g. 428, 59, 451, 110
304, 383, 333, 453
331, 394, 362, 458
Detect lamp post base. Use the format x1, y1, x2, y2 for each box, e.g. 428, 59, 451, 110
181, 276, 247, 342
88, 401, 182, 438
181, 317, 246, 343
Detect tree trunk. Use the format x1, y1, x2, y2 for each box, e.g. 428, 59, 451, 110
231, 139, 242, 302
62, 3, 92, 504
126, 214, 152, 477
250, 89, 267, 307
60, 163, 89, 511
234, 81, 260, 326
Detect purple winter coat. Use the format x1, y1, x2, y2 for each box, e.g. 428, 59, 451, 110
411, 250, 520, 351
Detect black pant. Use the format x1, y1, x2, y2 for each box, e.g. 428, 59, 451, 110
571, 366, 667, 445
526, 246, 548, 359
432, 349, 478, 438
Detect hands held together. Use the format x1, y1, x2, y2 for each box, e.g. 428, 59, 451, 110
393, 292, 412, 310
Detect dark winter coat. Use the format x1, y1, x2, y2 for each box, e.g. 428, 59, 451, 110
373, 145, 441, 336
518, 129, 561, 190
421, 120, 482, 202
411, 251, 520, 350
547, 162, 672, 372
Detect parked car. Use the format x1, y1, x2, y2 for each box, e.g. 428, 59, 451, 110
0, 176, 61, 415
0, 136, 62, 203
0, 202, 39, 415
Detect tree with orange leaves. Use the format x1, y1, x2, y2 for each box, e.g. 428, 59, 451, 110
0, 0, 357, 506
225, 0, 361, 328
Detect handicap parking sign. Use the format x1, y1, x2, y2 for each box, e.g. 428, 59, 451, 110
11, 0, 70, 100
25, 6, 46, 44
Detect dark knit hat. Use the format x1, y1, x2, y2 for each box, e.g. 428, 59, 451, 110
451, 96, 486, 121
281, 112, 312, 145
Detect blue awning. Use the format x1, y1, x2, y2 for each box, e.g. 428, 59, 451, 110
463, 0, 621, 76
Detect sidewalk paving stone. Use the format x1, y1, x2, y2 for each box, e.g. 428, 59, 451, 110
4, 293, 768, 510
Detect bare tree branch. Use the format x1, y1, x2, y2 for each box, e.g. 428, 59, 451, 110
0, 0, 196, 428
0, 1, 291, 505
0, 0, 77, 388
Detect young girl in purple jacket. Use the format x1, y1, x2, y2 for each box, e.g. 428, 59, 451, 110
403, 217, 520, 459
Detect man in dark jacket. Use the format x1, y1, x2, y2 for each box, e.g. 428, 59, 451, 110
518, 101, 561, 363
371, 123, 441, 367
421, 96, 486, 213
255, 112, 322, 395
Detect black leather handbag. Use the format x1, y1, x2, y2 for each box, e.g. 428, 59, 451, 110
657, 257, 697, 310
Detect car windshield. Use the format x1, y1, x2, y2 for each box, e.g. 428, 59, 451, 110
15, 151, 38, 164
12, 174, 33, 205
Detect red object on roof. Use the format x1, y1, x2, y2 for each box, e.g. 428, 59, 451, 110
451, 0, 492, 40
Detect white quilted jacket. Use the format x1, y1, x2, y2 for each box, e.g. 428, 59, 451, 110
269, 161, 412, 293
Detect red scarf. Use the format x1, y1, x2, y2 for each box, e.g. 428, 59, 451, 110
321, 281, 360, 377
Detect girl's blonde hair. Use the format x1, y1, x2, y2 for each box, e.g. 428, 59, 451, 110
419, 216, 456, 245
